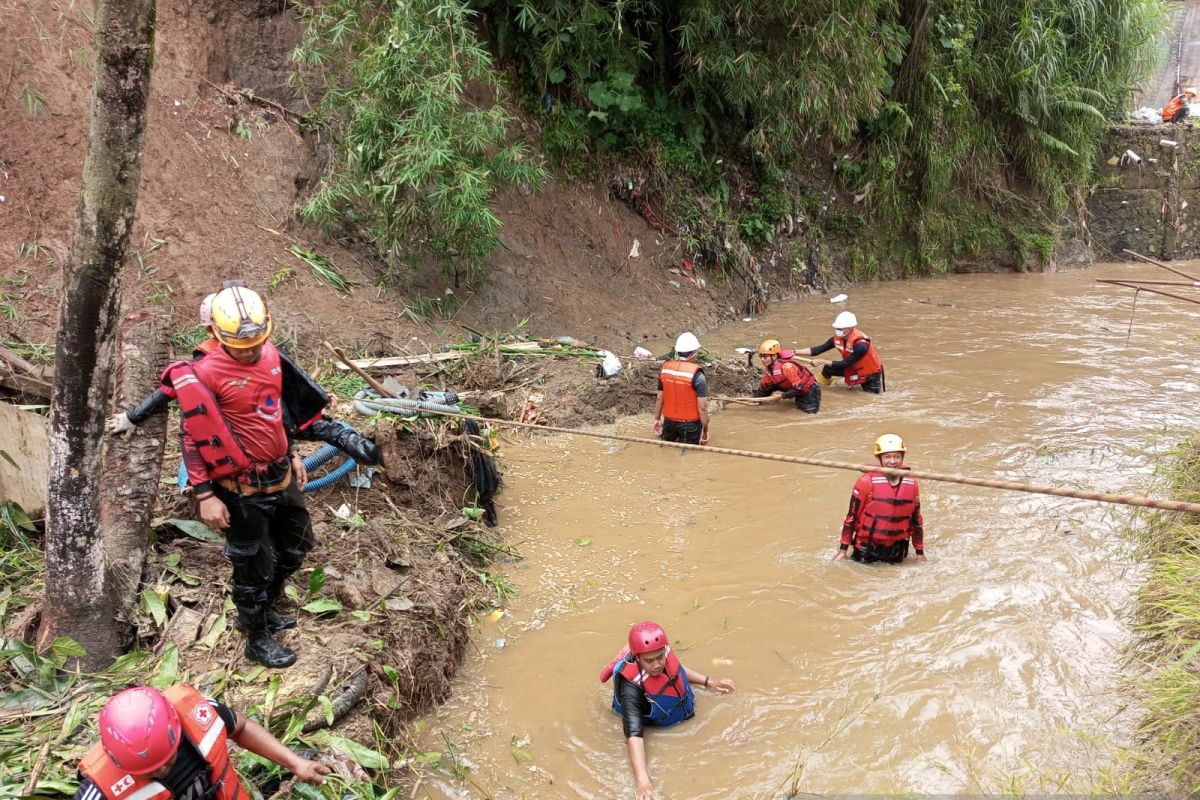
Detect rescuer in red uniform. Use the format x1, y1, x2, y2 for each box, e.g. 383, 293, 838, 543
751, 338, 821, 413
177, 285, 316, 667
74, 685, 328, 800
835, 434, 926, 563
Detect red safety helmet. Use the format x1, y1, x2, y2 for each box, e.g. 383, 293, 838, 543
99, 687, 183, 774
628, 621, 669, 655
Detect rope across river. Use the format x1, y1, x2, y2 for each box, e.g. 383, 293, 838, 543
324, 342, 1200, 516
393, 405, 1200, 516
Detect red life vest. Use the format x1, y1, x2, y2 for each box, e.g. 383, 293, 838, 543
852, 470, 919, 548
600, 645, 695, 727
1164, 94, 1188, 122
760, 359, 815, 393
160, 361, 251, 481
660, 360, 702, 422
831, 328, 883, 386
79, 685, 248, 800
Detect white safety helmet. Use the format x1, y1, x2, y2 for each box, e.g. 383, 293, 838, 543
198, 293, 217, 330
674, 331, 701, 354
833, 311, 858, 330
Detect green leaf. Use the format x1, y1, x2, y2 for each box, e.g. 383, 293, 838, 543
285, 584, 301, 603
0, 449, 16, 468
548, 67, 566, 84
308, 566, 326, 598
165, 518, 221, 543
301, 598, 342, 615
152, 646, 179, 689
319, 694, 335, 726
574, 537, 591, 547
142, 588, 169, 627
200, 612, 227, 649
350, 610, 372, 622
308, 732, 390, 769
50, 636, 86, 660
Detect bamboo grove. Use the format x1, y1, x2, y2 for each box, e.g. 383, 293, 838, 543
293, 0, 1165, 279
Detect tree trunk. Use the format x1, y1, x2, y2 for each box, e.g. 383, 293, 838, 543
38, 0, 157, 670
101, 311, 170, 639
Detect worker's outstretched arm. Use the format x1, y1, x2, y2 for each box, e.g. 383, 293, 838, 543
627, 736, 656, 800
230, 717, 330, 784
698, 399, 710, 444
652, 390, 664, 436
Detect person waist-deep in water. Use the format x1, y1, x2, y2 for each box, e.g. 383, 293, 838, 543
601, 621, 735, 800
653, 331, 710, 444
74, 685, 328, 800
794, 311, 884, 394
835, 434, 927, 564
751, 338, 821, 413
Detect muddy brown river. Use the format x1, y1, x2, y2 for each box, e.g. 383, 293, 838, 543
412, 265, 1200, 798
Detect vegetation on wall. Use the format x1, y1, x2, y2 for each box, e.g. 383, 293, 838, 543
292, 0, 1164, 280
292, 0, 544, 285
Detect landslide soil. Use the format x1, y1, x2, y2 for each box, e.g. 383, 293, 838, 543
0, 0, 771, 766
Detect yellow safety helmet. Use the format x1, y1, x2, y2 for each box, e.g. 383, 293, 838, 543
873, 433, 906, 457
210, 285, 272, 349
758, 338, 782, 356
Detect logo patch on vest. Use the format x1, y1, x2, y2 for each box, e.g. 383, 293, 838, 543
193, 704, 214, 727
110, 775, 135, 796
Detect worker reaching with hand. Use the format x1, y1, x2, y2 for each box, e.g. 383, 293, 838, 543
601, 622, 736, 800
74, 685, 329, 800
751, 338, 821, 413
793, 311, 884, 394
836, 434, 926, 564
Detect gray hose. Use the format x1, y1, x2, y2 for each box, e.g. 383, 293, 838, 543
353, 393, 461, 418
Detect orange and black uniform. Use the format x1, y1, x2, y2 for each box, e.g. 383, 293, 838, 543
840, 468, 924, 563
1164, 93, 1192, 123
658, 360, 708, 443
180, 342, 314, 635
75, 688, 242, 800
752, 359, 821, 414
807, 329, 884, 393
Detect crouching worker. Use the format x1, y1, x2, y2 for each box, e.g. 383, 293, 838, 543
835, 434, 926, 563
601, 621, 736, 800
75, 685, 328, 800
752, 339, 821, 414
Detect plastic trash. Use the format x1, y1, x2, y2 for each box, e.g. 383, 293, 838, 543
633, 346, 653, 360
596, 350, 622, 379
1160, 139, 1179, 149
830, 293, 848, 303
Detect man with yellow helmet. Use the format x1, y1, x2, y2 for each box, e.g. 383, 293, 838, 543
173, 284, 316, 667
750, 338, 820, 413
835, 434, 926, 563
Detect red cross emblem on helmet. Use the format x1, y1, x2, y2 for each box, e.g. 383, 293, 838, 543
193, 704, 214, 727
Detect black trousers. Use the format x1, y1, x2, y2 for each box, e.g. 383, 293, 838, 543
661, 419, 703, 444
792, 384, 821, 414
823, 365, 884, 394
852, 539, 909, 563
216, 479, 315, 630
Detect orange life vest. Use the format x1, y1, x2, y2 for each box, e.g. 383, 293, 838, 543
1163, 94, 1188, 122
760, 359, 815, 393
660, 360, 702, 422
852, 470, 919, 548
79, 685, 248, 800
160, 361, 252, 481
194, 339, 219, 357
831, 328, 883, 386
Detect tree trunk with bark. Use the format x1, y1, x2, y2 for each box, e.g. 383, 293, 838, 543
38, 0, 157, 670
101, 311, 170, 639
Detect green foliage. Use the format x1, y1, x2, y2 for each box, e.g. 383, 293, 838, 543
293, 0, 544, 284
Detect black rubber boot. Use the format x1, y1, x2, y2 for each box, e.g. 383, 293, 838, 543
236, 609, 296, 634
309, 418, 381, 465
245, 628, 297, 668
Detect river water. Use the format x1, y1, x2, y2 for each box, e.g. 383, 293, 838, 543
411, 265, 1200, 798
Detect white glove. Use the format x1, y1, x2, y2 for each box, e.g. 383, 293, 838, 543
108, 411, 137, 438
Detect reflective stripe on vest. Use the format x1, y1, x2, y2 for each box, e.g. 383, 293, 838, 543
831, 329, 883, 386
661, 360, 701, 422
79, 685, 248, 800
856, 473, 918, 548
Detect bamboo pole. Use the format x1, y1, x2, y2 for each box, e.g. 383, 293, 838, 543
1103, 279, 1200, 307
1121, 248, 1200, 281
1097, 278, 1200, 287
344, 403, 1200, 516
